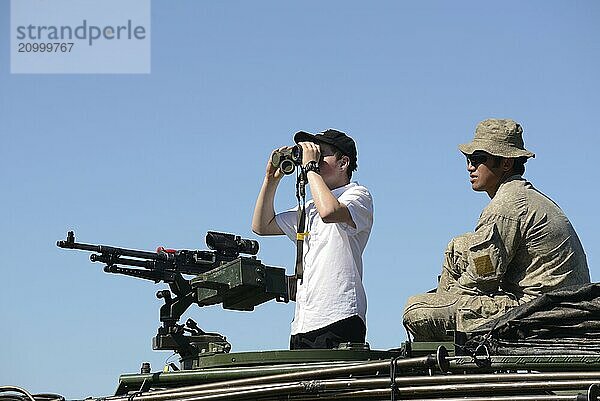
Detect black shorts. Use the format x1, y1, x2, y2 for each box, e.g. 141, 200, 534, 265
289, 315, 366, 350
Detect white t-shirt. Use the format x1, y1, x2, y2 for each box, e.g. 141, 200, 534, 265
275, 182, 373, 335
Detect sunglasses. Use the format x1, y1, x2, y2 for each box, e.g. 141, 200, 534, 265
466, 153, 489, 167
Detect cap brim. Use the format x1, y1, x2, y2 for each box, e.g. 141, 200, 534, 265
458, 143, 477, 155
294, 131, 339, 147
293, 131, 317, 144
458, 142, 535, 159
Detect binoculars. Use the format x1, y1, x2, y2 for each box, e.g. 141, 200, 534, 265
271, 146, 302, 175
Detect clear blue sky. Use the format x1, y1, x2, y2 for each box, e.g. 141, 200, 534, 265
1, 1, 599, 398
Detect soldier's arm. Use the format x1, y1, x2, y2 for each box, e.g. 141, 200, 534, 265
458, 214, 520, 293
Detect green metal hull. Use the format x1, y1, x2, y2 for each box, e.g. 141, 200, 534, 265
110, 343, 600, 401
116, 347, 403, 394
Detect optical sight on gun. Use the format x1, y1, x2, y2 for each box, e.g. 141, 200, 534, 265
206, 231, 259, 257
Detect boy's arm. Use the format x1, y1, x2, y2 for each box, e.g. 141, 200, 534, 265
252, 148, 287, 235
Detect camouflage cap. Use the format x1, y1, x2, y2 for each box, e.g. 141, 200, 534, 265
458, 119, 535, 159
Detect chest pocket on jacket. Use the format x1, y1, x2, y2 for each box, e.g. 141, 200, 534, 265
461, 223, 508, 292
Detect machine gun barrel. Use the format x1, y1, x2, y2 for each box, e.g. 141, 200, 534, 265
57, 231, 171, 262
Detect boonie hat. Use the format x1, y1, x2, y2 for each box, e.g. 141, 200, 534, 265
294, 129, 357, 163
459, 119, 535, 159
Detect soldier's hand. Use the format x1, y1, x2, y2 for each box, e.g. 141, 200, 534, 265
298, 142, 320, 167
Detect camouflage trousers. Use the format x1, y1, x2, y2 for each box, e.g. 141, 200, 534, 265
403, 235, 520, 341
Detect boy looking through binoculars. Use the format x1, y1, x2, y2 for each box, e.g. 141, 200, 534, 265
252, 129, 373, 350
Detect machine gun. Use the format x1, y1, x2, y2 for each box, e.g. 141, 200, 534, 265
57, 230, 261, 281
57, 231, 288, 368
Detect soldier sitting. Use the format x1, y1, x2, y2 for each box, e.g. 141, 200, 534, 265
403, 119, 591, 341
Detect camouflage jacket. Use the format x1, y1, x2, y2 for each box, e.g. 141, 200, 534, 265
456, 175, 590, 302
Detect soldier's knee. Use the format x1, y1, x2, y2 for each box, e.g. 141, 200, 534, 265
402, 297, 420, 326
402, 294, 441, 333
402, 293, 462, 341
403, 294, 433, 319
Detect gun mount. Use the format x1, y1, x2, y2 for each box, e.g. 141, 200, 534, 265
57, 231, 288, 368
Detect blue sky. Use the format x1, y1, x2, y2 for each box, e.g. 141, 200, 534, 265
1, 1, 599, 398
